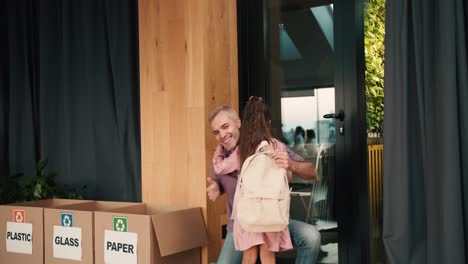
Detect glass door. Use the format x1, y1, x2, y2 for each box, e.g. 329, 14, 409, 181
268, 2, 338, 263
237, 0, 368, 263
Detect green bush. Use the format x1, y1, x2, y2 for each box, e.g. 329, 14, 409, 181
364, 0, 385, 136
0, 159, 86, 205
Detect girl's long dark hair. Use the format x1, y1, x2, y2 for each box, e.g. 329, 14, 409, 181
238, 97, 275, 165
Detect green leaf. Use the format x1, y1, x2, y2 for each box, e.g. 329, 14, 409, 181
36, 159, 48, 173
33, 183, 43, 199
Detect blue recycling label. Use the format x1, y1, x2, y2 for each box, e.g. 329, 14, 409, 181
61, 213, 73, 227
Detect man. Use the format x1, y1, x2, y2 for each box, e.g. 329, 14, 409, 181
207, 105, 321, 264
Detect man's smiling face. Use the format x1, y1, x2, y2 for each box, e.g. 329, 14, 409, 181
210, 110, 241, 151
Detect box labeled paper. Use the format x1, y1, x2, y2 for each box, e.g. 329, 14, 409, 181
94, 204, 209, 264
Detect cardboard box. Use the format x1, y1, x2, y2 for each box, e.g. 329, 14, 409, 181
44, 201, 142, 264
94, 204, 209, 264
0, 199, 91, 264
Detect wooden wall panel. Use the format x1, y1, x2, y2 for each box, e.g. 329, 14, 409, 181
203, 0, 239, 261
139, 0, 238, 263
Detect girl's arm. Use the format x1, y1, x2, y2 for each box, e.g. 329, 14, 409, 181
213, 146, 240, 175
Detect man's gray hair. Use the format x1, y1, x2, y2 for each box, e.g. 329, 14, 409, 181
208, 105, 240, 123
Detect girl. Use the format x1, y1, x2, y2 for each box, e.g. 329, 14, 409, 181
233, 96, 293, 264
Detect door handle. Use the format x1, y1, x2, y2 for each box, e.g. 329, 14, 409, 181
323, 109, 345, 122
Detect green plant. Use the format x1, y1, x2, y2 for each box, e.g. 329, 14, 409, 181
364, 0, 385, 136
0, 159, 86, 204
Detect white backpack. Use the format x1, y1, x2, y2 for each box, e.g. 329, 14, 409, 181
232, 140, 290, 232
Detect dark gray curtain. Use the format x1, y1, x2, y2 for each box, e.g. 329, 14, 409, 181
0, 0, 141, 202
383, 0, 468, 263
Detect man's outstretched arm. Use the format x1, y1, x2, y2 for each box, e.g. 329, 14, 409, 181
289, 158, 317, 180
269, 151, 317, 180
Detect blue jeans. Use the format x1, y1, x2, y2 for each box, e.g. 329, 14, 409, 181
217, 231, 243, 264
216, 219, 321, 264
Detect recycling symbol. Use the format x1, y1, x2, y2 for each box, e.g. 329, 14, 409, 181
63, 215, 72, 227
15, 212, 24, 223
115, 219, 126, 232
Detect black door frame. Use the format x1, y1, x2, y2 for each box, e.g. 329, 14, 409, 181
237, 0, 369, 263
334, 0, 369, 263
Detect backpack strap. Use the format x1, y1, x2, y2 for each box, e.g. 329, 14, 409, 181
255, 140, 272, 153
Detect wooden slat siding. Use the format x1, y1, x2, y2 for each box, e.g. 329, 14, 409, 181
139, 0, 238, 263
368, 143, 384, 263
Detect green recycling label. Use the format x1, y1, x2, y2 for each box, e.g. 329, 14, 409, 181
113, 216, 127, 232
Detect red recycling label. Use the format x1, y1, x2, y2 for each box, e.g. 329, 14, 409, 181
13, 209, 25, 223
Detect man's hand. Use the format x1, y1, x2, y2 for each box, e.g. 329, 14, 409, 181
269, 151, 290, 169
206, 177, 221, 201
